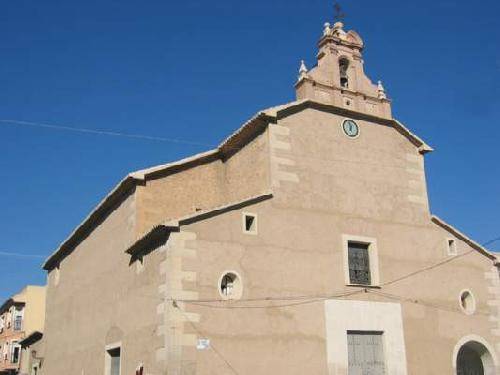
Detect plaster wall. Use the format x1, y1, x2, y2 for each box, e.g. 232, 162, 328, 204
172, 195, 498, 375
41, 191, 164, 375
40, 106, 498, 375
22, 286, 46, 335
154, 107, 498, 374
136, 133, 269, 237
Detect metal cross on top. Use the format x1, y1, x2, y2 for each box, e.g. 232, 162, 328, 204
334, 2, 346, 22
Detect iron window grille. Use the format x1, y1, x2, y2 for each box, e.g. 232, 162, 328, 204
348, 242, 371, 285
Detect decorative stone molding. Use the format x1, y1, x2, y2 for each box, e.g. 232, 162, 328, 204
405, 153, 429, 211
484, 267, 500, 354
268, 124, 299, 188
156, 231, 200, 374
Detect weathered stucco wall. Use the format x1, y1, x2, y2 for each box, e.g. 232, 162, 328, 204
23, 286, 46, 335
41, 106, 498, 375
153, 107, 498, 374
136, 133, 269, 237
169, 198, 498, 374
272, 108, 430, 224
41, 190, 165, 375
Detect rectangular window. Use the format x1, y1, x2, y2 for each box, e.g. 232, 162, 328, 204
447, 239, 457, 256
348, 331, 385, 375
106, 347, 121, 375
13, 315, 22, 331
348, 242, 371, 285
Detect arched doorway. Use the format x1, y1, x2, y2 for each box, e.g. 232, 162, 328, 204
454, 338, 497, 375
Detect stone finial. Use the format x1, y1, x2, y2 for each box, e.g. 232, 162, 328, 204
377, 80, 387, 99
298, 60, 308, 80
333, 21, 344, 30
323, 22, 332, 37
332, 21, 347, 40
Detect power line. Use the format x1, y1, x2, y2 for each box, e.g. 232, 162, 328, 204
0, 251, 46, 259
0, 119, 448, 172
381, 250, 475, 287
0, 119, 213, 148
483, 236, 500, 247
179, 290, 365, 309
174, 301, 240, 375
366, 289, 490, 317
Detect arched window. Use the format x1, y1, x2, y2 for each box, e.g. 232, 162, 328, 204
339, 58, 350, 88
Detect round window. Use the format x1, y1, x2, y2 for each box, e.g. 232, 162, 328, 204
342, 119, 359, 138
219, 272, 242, 300
459, 290, 476, 315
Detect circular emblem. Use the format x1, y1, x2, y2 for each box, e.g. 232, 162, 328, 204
342, 119, 359, 138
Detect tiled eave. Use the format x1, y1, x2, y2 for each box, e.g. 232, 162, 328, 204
125, 192, 273, 258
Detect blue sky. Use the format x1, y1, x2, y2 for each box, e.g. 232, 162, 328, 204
0, 0, 499, 301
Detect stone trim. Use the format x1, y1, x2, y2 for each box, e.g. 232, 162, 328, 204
484, 267, 500, 354
269, 124, 299, 188
156, 231, 200, 374
405, 153, 429, 211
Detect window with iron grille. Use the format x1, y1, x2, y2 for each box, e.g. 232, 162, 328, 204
348, 242, 371, 285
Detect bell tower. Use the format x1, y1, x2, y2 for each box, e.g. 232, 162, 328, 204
295, 21, 392, 119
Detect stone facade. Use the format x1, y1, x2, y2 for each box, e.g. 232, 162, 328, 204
40, 19, 499, 375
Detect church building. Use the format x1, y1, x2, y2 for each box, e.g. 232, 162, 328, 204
39, 17, 500, 375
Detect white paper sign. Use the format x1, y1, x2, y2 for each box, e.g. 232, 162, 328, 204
197, 338, 210, 350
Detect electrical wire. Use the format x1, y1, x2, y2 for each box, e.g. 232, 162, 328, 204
366, 289, 490, 317
174, 301, 240, 375
178, 290, 365, 309
0, 119, 214, 148
0, 251, 46, 259
381, 250, 475, 287
483, 236, 500, 247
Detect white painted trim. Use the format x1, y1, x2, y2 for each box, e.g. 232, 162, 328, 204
104, 342, 122, 375
53, 266, 60, 287
324, 300, 408, 375
242, 212, 258, 235
340, 118, 361, 139
452, 335, 498, 375
218, 271, 243, 300
458, 289, 476, 315
342, 234, 380, 286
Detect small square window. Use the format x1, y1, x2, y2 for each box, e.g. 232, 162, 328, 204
447, 239, 457, 256
242, 213, 257, 234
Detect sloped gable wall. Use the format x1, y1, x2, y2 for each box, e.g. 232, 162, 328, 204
270, 108, 430, 225
136, 132, 270, 236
